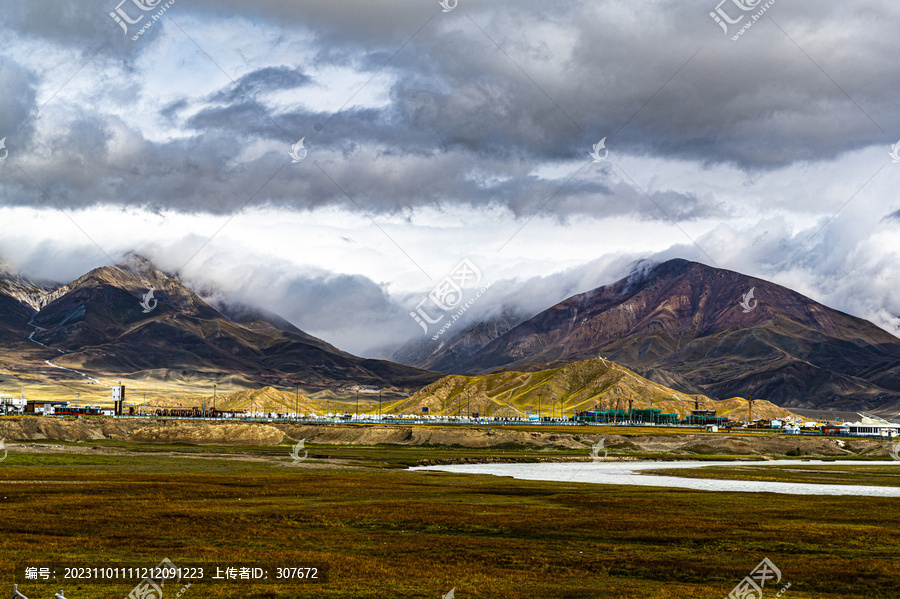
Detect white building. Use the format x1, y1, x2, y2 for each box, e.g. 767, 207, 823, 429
845, 422, 899, 438
112, 385, 125, 402
0, 394, 27, 414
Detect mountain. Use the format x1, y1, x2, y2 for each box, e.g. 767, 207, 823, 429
391, 310, 524, 372
396, 356, 795, 421
0, 275, 36, 339
4, 255, 439, 393
407, 259, 900, 412
151, 386, 325, 414
211, 300, 352, 358
0, 264, 50, 353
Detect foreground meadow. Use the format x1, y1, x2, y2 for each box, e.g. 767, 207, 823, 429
0, 442, 898, 598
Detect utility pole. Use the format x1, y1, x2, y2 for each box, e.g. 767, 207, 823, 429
356, 389, 359, 418
379, 389, 382, 420
539, 390, 542, 423
296, 384, 300, 421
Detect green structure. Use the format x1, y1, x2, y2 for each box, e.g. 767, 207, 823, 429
628, 407, 679, 425
684, 409, 729, 426
630, 408, 680, 425
575, 407, 680, 425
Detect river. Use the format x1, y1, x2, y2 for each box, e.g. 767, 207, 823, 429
410, 460, 900, 496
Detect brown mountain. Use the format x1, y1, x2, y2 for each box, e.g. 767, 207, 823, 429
0, 280, 35, 341
395, 356, 796, 421
424, 259, 900, 412
391, 310, 523, 371
2, 255, 438, 393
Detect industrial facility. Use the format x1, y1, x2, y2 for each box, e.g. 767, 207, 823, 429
574, 396, 728, 427
575, 407, 680, 425
0, 393, 26, 415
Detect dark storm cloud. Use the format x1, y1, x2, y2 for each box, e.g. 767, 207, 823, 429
208, 66, 313, 105
159, 99, 189, 122
882, 209, 900, 222
0, 0, 176, 57
640, 190, 728, 222
0, 58, 39, 149
2, 1, 118, 47
200, 0, 899, 168
186, 0, 439, 47
2, 0, 899, 218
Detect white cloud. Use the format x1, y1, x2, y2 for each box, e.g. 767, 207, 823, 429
2, 0, 900, 357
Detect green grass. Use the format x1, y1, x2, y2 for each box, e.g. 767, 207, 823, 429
1, 445, 899, 598
7, 437, 766, 469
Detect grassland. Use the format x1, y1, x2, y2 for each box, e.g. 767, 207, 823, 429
1, 440, 899, 599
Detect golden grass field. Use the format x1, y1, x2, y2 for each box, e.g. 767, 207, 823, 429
1, 435, 899, 599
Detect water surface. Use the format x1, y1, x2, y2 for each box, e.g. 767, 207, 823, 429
410, 460, 900, 496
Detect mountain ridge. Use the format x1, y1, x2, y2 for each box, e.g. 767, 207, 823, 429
398, 259, 900, 412
0, 254, 439, 394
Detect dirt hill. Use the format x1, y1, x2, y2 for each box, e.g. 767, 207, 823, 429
152, 386, 322, 414
397, 357, 796, 421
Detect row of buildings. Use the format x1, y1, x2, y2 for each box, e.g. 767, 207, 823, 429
573, 404, 900, 438
0, 386, 128, 416
574, 407, 727, 427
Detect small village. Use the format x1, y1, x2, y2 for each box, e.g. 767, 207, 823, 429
3, 385, 897, 439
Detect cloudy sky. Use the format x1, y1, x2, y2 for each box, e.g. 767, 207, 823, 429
1, 0, 900, 356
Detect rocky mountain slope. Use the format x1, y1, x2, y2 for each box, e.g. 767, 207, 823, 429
401, 259, 900, 412
391, 311, 523, 372
0, 255, 439, 394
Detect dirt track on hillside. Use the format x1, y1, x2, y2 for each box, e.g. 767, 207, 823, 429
0, 417, 894, 458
